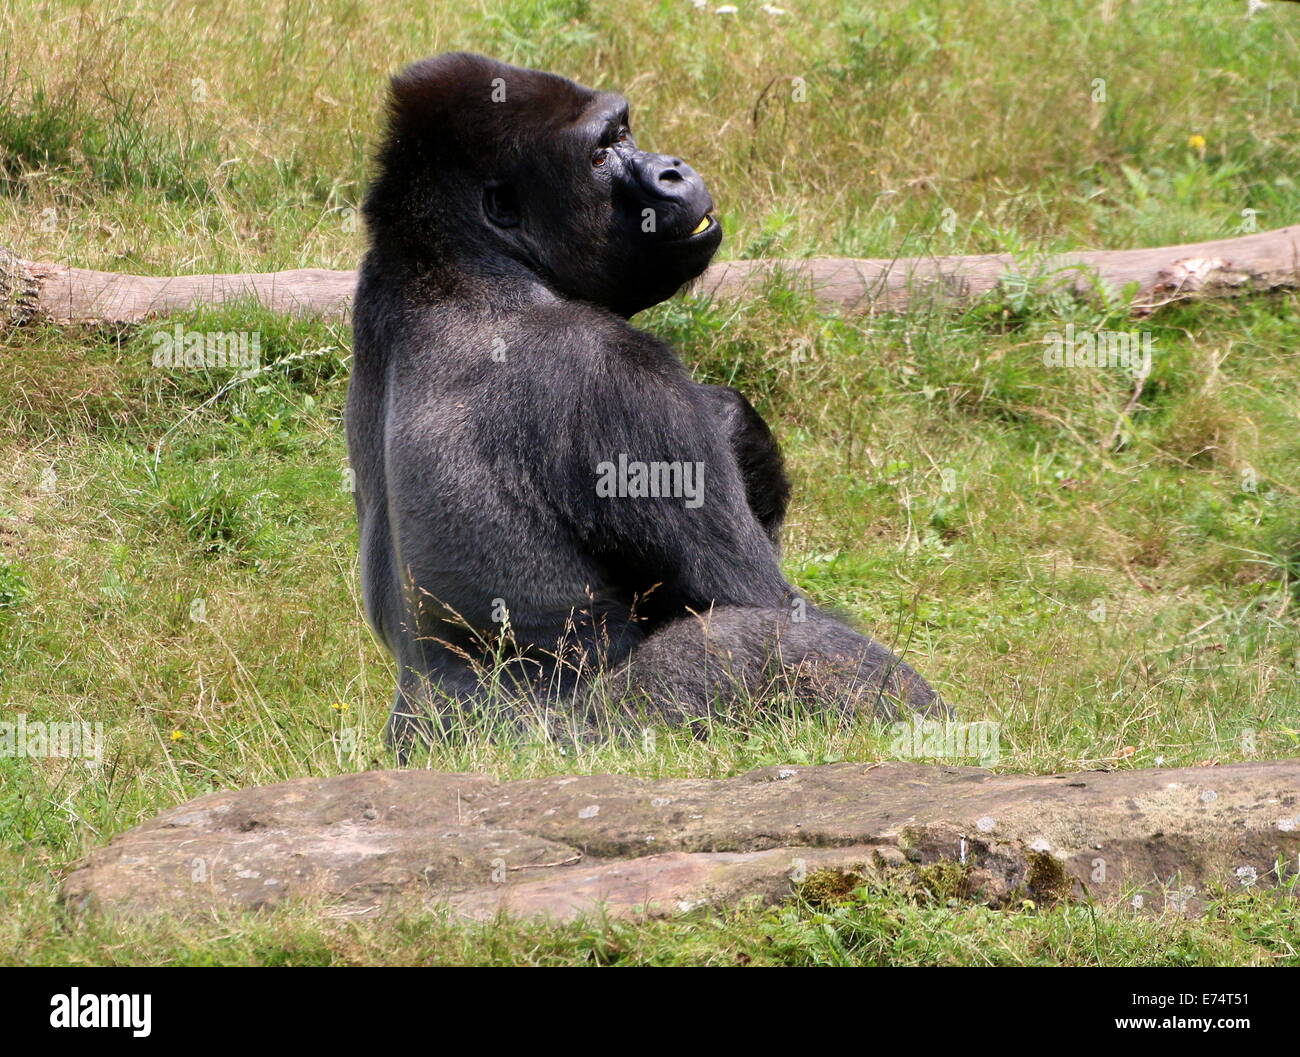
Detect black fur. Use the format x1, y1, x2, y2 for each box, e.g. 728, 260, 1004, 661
347, 53, 941, 753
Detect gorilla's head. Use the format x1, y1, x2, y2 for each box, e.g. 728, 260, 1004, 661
363, 52, 724, 317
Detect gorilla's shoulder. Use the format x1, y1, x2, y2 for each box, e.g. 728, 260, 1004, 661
516, 297, 627, 334
512, 300, 686, 377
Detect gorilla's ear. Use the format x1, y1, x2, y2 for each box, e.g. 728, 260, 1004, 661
484, 182, 521, 228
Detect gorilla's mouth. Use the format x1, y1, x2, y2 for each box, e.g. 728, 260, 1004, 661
681, 212, 715, 239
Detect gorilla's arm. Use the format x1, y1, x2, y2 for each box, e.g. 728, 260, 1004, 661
554, 323, 796, 622
693, 384, 789, 545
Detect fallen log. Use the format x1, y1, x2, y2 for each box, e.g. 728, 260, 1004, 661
4, 223, 1299, 326
62, 758, 1300, 922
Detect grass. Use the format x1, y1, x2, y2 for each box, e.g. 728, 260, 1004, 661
1, 0, 1298, 965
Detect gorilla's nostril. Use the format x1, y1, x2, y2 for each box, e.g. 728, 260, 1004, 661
659, 169, 684, 183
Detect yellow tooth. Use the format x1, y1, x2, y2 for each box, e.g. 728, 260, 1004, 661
691, 215, 711, 235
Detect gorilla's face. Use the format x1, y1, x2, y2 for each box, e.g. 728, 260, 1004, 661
491, 91, 724, 316
365, 54, 724, 318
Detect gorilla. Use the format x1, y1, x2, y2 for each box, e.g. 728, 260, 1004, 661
347, 52, 940, 753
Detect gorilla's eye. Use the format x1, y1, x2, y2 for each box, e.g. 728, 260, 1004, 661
592, 147, 609, 167
483, 182, 521, 228
616, 127, 630, 143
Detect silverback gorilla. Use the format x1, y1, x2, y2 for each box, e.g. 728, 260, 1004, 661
347, 53, 940, 754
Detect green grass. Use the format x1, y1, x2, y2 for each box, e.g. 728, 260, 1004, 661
1, 0, 1299, 965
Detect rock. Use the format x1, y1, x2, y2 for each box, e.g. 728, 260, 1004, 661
62, 760, 1300, 921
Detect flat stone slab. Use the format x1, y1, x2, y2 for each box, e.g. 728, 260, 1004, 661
62, 760, 1300, 921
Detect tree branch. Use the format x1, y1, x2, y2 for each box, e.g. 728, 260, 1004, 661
4, 224, 1298, 327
